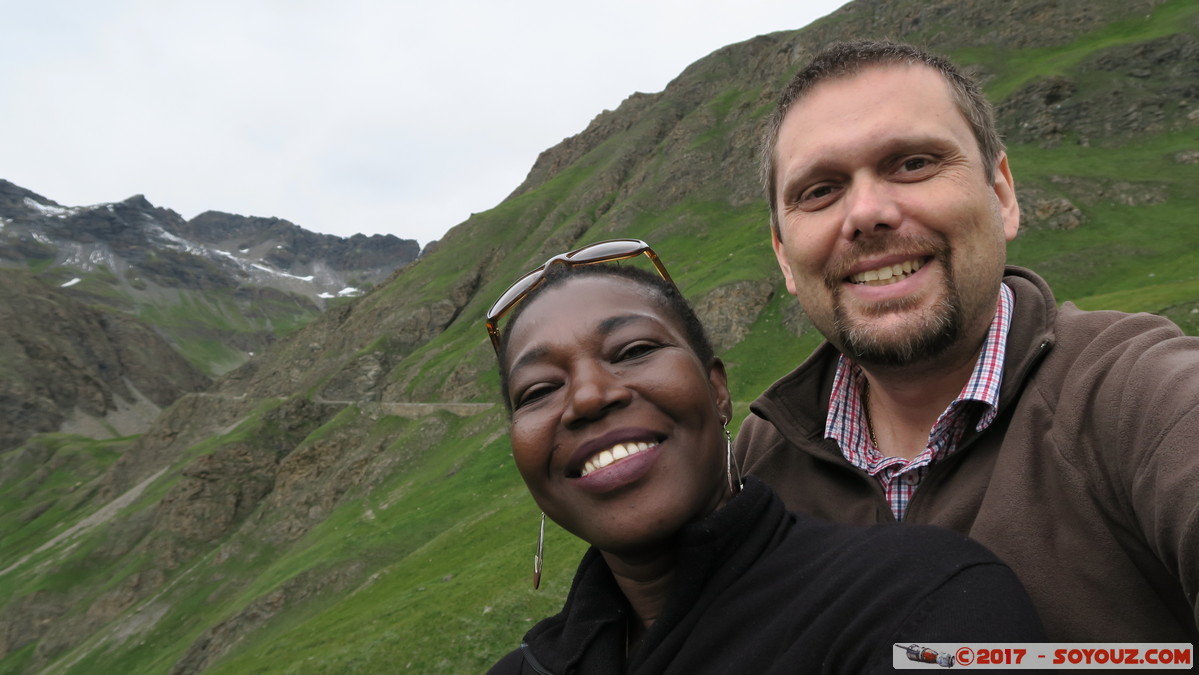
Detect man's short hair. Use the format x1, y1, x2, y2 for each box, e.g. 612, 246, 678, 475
760, 40, 1005, 238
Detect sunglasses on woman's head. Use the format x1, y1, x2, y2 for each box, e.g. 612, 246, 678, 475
485, 239, 675, 356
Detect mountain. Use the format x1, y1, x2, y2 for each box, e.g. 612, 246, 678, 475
0, 269, 212, 452
0, 181, 422, 375
0, 0, 1195, 672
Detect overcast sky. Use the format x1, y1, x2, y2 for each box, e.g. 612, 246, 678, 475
1, 1, 849, 246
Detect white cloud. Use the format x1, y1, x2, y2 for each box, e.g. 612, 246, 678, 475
0, 0, 848, 246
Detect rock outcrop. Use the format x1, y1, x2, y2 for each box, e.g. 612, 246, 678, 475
0, 269, 211, 450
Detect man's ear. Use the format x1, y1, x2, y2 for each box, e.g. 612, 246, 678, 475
771, 226, 799, 297
993, 153, 1020, 242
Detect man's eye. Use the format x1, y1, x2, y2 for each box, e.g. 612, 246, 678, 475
897, 156, 937, 175
797, 183, 840, 209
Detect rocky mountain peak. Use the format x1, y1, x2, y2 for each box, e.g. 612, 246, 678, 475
0, 181, 427, 388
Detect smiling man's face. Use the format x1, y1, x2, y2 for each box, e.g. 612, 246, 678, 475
770, 63, 1020, 368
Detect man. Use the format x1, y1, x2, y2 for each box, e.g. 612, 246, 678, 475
736, 39, 1199, 642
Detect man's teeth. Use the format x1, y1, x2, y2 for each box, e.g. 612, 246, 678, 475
580, 441, 655, 477
849, 258, 924, 286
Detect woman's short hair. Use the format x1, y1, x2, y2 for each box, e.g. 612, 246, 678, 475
496, 264, 715, 412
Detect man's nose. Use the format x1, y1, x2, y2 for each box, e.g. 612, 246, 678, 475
841, 177, 901, 240
563, 364, 630, 428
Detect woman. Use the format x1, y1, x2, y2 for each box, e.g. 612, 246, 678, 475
486, 240, 1043, 674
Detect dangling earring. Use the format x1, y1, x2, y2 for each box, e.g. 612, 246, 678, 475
724, 420, 743, 494
533, 512, 546, 589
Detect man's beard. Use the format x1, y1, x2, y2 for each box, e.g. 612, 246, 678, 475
826, 236, 962, 368
833, 287, 962, 367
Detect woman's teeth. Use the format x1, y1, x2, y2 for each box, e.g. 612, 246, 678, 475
580, 441, 655, 477
849, 258, 924, 286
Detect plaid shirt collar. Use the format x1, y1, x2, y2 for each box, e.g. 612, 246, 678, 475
825, 282, 1015, 470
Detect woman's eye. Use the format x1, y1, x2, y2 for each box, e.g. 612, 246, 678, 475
616, 342, 658, 361
515, 384, 556, 408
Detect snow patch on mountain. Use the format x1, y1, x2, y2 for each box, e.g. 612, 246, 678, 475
62, 242, 121, 272
318, 287, 363, 299
250, 262, 314, 282
146, 220, 207, 257
23, 197, 82, 218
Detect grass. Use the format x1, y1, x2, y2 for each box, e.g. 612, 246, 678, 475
1004, 126, 1199, 304
21, 407, 585, 675
721, 290, 826, 411
193, 416, 587, 675
0, 435, 128, 570
133, 289, 319, 375
1073, 278, 1199, 314
953, 0, 1199, 102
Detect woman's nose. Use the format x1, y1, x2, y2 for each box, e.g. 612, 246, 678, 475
563, 364, 630, 428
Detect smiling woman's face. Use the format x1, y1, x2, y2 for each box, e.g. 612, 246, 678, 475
503, 274, 731, 556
